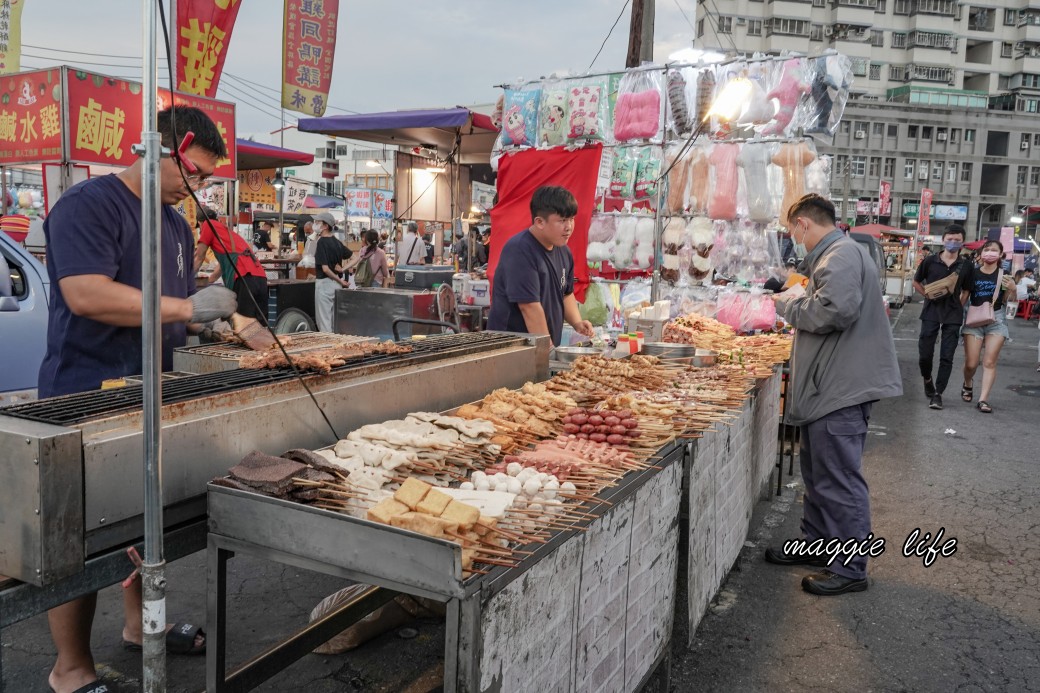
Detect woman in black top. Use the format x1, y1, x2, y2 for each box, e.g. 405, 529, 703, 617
312, 213, 352, 332
959, 240, 1017, 413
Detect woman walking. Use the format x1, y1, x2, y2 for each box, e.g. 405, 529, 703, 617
959, 240, 1016, 413
350, 229, 390, 288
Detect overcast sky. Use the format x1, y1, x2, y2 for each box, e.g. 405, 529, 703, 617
18, 0, 695, 137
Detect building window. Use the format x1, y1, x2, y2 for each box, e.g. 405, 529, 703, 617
889, 64, 906, 80
718, 16, 732, 34
1032, 166, 1040, 186
748, 19, 763, 36
919, 160, 930, 179
904, 159, 916, 179
1027, 99, 1040, 113
872, 122, 885, 136
936, 127, 948, 141
884, 157, 896, 177
1034, 133, 1040, 146
1005, 8, 1017, 25
871, 30, 884, 47
892, 32, 907, 48
922, 126, 933, 139
949, 128, 960, 143
854, 122, 868, 137
1018, 166, 1028, 185
965, 129, 976, 142
908, 124, 919, 138
870, 63, 882, 80
1022, 133, 1032, 150
913, 0, 955, 15
894, 0, 911, 15
876, 0, 887, 12
813, 0, 825, 6
960, 162, 972, 181
697, 18, 704, 38
851, 156, 866, 177
810, 24, 824, 41
869, 157, 881, 176
947, 162, 957, 181
908, 31, 955, 50
1002, 42, 1014, 58
836, 155, 849, 177
908, 64, 955, 82
840, 120, 851, 134
852, 59, 869, 77
768, 18, 810, 36
887, 124, 898, 137
932, 161, 943, 180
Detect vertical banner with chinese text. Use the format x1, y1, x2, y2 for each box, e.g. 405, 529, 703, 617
878, 180, 891, 218
0, 68, 63, 165
282, 0, 339, 117
176, 0, 244, 97
373, 189, 393, 220
918, 188, 934, 237
344, 186, 371, 219
0, 0, 25, 75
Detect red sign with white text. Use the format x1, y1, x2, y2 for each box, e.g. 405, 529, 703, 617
281, 0, 339, 116
176, 0, 244, 97
919, 188, 934, 236
0, 68, 63, 165
64, 69, 236, 177
878, 180, 892, 217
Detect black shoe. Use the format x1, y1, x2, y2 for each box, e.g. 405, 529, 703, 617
764, 546, 829, 567
801, 570, 868, 596
929, 394, 943, 410
923, 378, 936, 398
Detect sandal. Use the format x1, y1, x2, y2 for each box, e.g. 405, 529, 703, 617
122, 622, 206, 656
961, 385, 973, 402
977, 401, 993, 414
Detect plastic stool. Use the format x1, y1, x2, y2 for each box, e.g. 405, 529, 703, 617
1018, 300, 1038, 320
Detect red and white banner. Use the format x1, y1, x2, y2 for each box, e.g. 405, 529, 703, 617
176, 0, 244, 97
878, 180, 892, 217
281, 0, 339, 117
919, 188, 934, 236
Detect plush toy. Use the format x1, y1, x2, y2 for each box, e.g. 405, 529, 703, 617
762, 59, 810, 137
808, 54, 852, 135
689, 147, 711, 214
538, 87, 569, 147
667, 69, 693, 135
737, 63, 775, 128
687, 216, 714, 281
614, 89, 662, 141
661, 217, 685, 283
708, 143, 740, 220
772, 142, 817, 223
501, 87, 541, 147
609, 149, 637, 200
634, 148, 661, 201
567, 83, 605, 142
587, 241, 613, 263
632, 216, 656, 269
588, 214, 617, 243
737, 142, 775, 223
693, 68, 716, 129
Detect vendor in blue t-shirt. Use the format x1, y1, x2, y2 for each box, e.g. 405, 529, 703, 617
487, 186, 594, 346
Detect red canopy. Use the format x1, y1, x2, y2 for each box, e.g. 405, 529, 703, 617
236, 139, 314, 170
849, 223, 902, 238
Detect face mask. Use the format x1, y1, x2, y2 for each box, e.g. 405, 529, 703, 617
980, 251, 1000, 264
791, 222, 808, 258
943, 240, 963, 252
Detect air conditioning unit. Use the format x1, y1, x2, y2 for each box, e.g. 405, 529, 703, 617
824, 26, 834, 37
937, 132, 948, 141
736, 17, 746, 25
919, 170, 929, 179
854, 130, 866, 139
1022, 140, 1031, 149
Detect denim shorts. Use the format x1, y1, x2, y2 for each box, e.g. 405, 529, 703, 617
961, 311, 1009, 340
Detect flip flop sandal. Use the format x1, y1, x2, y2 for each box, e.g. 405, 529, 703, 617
977, 401, 993, 414
122, 622, 206, 656
961, 385, 973, 402
49, 682, 111, 693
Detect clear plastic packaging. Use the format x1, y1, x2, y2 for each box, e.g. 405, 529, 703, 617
806, 53, 854, 136
666, 68, 694, 136
708, 143, 740, 221
665, 142, 690, 214
586, 214, 617, 265
633, 147, 662, 203
761, 58, 812, 138
771, 140, 818, 225
501, 86, 541, 147
608, 147, 637, 200
619, 277, 653, 316
613, 68, 664, 142
660, 216, 685, 284
736, 61, 775, 132
689, 144, 711, 215
693, 67, 716, 133
687, 216, 714, 282
737, 142, 778, 223
631, 216, 656, 270
805, 154, 832, 197
612, 215, 639, 269
566, 77, 610, 144
537, 80, 570, 148
740, 290, 778, 332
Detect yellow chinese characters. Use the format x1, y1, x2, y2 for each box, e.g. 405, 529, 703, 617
40, 104, 60, 140
179, 18, 227, 95
76, 97, 125, 159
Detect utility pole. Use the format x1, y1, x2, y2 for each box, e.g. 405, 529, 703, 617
626, 0, 655, 68
843, 163, 851, 226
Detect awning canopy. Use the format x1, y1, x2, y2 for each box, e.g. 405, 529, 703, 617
850, 223, 904, 238
236, 139, 315, 170
297, 107, 499, 165
965, 238, 1033, 252
302, 194, 342, 209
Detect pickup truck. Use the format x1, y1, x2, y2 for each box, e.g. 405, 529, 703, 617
0, 232, 49, 404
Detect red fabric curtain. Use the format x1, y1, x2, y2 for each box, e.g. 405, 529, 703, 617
488, 145, 603, 302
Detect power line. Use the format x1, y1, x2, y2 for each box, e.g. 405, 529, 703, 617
588, 0, 632, 72
706, 0, 739, 52
23, 43, 145, 60
672, 0, 697, 34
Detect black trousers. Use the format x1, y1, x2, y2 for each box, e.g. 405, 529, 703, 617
233, 274, 269, 326
918, 319, 960, 394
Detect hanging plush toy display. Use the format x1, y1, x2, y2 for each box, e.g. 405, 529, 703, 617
609, 148, 638, 200
761, 58, 811, 137
567, 77, 609, 143
667, 69, 694, 136
736, 62, 775, 132
689, 145, 711, 215
708, 143, 740, 221
633, 147, 662, 204
665, 143, 690, 213
737, 142, 778, 223
614, 68, 664, 141
807, 53, 853, 136
772, 141, 817, 224
501, 86, 541, 147
538, 81, 569, 147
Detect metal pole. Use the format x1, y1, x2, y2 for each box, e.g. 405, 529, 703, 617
141, 0, 167, 689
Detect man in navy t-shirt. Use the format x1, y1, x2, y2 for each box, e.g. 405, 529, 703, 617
40, 106, 234, 693
487, 186, 594, 346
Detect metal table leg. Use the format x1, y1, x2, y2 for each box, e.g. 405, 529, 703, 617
206, 535, 230, 693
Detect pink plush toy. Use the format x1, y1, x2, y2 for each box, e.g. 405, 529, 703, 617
708, 143, 739, 220
614, 89, 662, 141
772, 142, 817, 224
762, 59, 810, 137
689, 148, 710, 214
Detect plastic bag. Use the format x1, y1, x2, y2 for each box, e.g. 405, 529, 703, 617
772, 140, 817, 225
567, 77, 609, 143
716, 291, 748, 330
619, 277, 653, 316
309, 586, 445, 654
579, 280, 615, 326
761, 58, 812, 138
661, 216, 685, 284
608, 147, 637, 200
634, 146, 662, 203
665, 142, 690, 213
689, 144, 711, 215
614, 68, 663, 141
737, 142, 778, 223
612, 215, 638, 268
741, 291, 778, 332
588, 214, 617, 243
806, 52, 853, 136
692, 66, 716, 132
687, 217, 714, 282
708, 143, 740, 220
631, 216, 656, 270
667, 68, 694, 136
736, 61, 775, 132
538, 81, 569, 147
501, 86, 541, 147
805, 154, 832, 197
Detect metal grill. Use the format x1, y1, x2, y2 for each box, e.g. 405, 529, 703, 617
176, 332, 376, 360
0, 332, 527, 427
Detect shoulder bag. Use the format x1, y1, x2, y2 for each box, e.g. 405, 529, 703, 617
964, 267, 1002, 328
922, 257, 962, 300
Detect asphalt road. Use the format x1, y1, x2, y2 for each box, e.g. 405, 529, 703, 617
3, 302, 1037, 693
671, 302, 1040, 692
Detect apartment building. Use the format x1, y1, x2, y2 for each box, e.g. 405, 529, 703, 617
694, 0, 1040, 239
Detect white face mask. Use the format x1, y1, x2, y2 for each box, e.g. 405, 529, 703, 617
792, 221, 808, 258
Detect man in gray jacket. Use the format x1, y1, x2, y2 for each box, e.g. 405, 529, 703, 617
764, 194, 902, 595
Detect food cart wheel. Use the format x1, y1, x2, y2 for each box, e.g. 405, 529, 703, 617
273, 308, 317, 334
